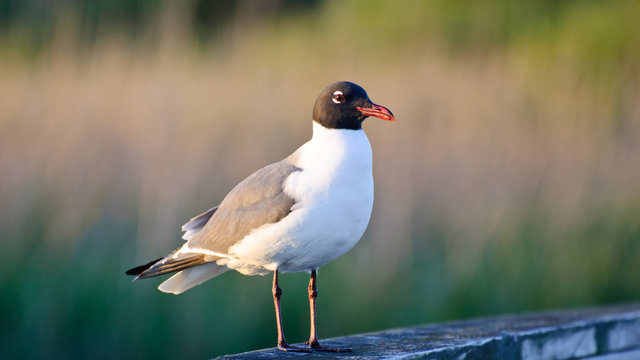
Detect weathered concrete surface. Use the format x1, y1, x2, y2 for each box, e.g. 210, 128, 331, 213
216, 303, 640, 359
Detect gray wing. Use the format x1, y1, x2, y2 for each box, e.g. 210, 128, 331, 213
186, 159, 301, 254
181, 206, 218, 240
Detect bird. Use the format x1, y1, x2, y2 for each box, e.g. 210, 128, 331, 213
126, 81, 395, 352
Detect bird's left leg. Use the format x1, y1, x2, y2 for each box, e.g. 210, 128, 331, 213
305, 269, 351, 352
273, 270, 310, 352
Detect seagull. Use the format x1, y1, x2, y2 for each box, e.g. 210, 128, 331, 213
126, 81, 395, 352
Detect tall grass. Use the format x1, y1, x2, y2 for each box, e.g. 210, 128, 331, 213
1, 1, 639, 358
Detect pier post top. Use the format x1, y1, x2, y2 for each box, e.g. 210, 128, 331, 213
216, 303, 640, 359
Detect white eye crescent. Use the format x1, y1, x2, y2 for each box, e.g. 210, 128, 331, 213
332, 91, 345, 104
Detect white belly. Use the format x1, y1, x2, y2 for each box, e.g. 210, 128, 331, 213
225, 124, 374, 275
278, 173, 373, 272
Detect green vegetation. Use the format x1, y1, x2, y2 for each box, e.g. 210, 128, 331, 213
1, 1, 639, 358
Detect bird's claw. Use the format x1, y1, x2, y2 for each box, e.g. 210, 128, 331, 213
306, 340, 352, 352
277, 342, 312, 353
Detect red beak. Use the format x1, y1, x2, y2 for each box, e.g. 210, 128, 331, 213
356, 103, 395, 122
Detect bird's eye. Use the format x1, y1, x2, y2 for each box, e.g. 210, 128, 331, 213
332, 91, 345, 104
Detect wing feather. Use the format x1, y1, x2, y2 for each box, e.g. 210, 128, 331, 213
186, 160, 300, 254
125, 158, 301, 288
181, 206, 218, 240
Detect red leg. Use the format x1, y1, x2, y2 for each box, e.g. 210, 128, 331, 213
272, 270, 310, 352
306, 269, 351, 352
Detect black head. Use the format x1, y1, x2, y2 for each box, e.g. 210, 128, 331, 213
312, 81, 395, 130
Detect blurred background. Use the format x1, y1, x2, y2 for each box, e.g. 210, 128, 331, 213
1, 0, 639, 358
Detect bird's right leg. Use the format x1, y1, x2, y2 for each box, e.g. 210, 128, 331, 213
305, 269, 351, 352
272, 270, 310, 352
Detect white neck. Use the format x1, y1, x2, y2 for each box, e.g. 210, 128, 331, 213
311, 120, 366, 142
300, 121, 372, 174
284, 121, 373, 201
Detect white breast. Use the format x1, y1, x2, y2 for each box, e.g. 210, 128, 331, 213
226, 122, 374, 275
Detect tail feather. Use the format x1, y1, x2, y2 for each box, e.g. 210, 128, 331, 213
158, 262, 229, 295
125, 257, 163, 276
137, 255, 207, 279
125, 249, 209, 280
126, 246, 228, 293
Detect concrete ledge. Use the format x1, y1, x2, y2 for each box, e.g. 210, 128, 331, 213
216, 303, 640, 359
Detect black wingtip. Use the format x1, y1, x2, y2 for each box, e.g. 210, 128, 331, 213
125, 257, 163, 276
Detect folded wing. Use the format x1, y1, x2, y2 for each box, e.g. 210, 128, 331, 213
126, 158, 301, 294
